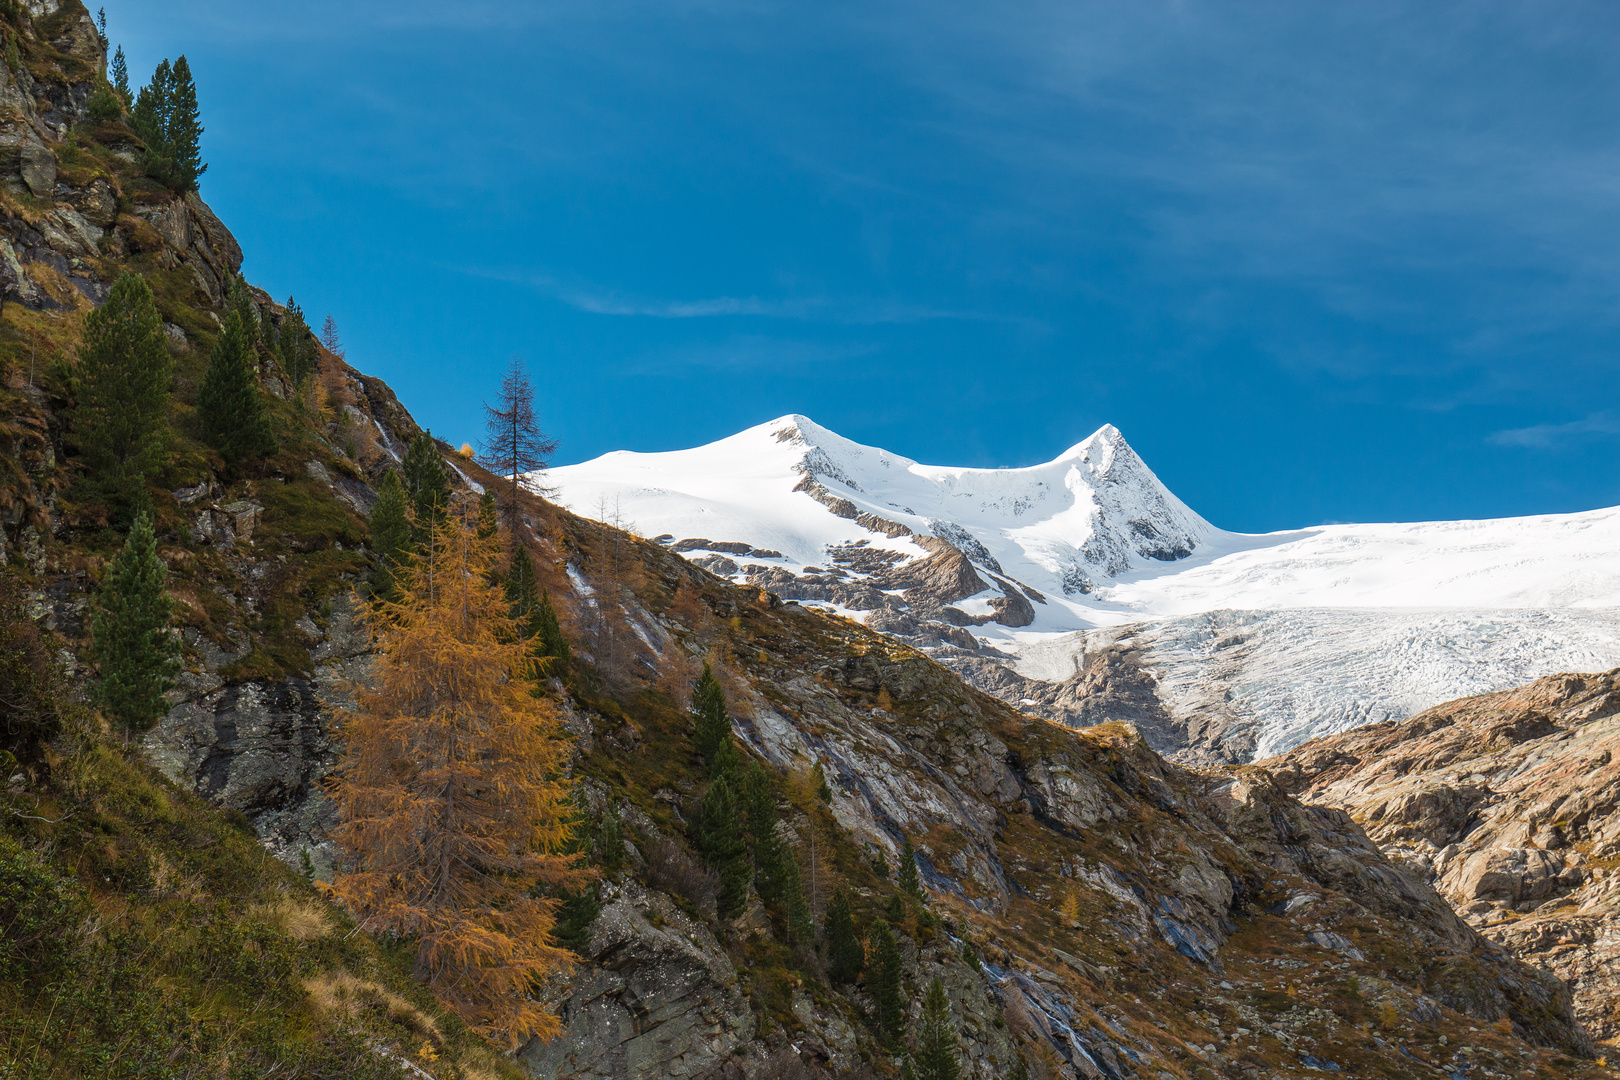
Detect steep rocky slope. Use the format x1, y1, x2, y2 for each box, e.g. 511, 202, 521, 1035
486, 503, 1607, 1079
1269, 670, 1620, 1045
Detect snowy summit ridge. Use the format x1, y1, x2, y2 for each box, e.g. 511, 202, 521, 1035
546, 416, 1620, 764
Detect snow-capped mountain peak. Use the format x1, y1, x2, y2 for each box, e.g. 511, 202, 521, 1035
546, 415, 1620, 767
546, 415, 1215, 617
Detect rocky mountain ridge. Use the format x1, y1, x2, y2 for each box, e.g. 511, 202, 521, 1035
548, 416, 1620, 767
1269, 668, 1620, 1044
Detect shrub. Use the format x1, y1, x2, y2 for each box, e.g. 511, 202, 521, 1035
0, 570, 61, 758
644, 838, 719, 917
0, 836, 88, 981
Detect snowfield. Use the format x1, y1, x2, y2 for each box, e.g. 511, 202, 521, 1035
544, 415, 1620, 758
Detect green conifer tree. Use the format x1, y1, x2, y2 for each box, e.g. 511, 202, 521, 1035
167, 55, 205, 191
899, 1056, 917, 1080
742, 761, 786, 901
867, 918, 905, 1046
401, 431, 449, 540
71, 272, 170, 523
779, 850, 813, 945
476, 490, 498, 539
899, 834, 924, 901
824, 886, 865, 984
505, 544, 540, 628
197, 309, 275, 466
131, 59, 173, 180
691, 663, 731, 771
368, 469, 410, 596
227, 274, 259, 346
131, 55, 205, 191
691, 774, 749, 919
87, 80, 121, 123
277, 298, 317, 388
914, 977, 962, 1080
533, 591, 570, 677
91, 512, 180, 735
111, 44, 130, 105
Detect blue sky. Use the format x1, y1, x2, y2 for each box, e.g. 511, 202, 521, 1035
117, 0, 1620, 532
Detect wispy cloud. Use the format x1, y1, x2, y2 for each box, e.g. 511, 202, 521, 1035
623, 335, 878, 374
446, 265, 979, 324
1488, 412, 1620, 448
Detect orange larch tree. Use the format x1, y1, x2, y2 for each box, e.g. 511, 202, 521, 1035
326, 503, 591, 1047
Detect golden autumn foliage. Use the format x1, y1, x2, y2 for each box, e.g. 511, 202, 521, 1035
326, 505, 592, 1047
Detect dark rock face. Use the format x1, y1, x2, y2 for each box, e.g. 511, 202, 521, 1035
144, 597, 372, 876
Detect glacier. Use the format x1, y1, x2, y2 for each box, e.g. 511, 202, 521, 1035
543, 415, 1620, 761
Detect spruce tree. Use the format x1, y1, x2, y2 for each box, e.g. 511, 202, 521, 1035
71, 272, 170, 523
691, 774, 749, 919
899, 1057, 917, 1080
91, 512, 181, 735
867, 918, 905, 1046
505, 544, 540, 624
402, 431, 450, 539
779, 849, 813, 945
743, 761, 785, 901
914, 978, 961, 1080
277, 298, 317, 388
691, 663, 730, 771
899, 834, 924, 901
111, 45, 130, 105
167, 55, 205, 191
824, 886, 864, 984
227, 274, 259, 346
131, 55, 206, 191
533, 591, 570, 677
368, 469, 410, 596
476, 490, 498, 540
197, 309, 275, 466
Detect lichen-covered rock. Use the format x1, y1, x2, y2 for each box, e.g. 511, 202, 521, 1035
521, 882, 755, 1080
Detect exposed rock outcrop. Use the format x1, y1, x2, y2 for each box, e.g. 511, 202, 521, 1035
1269, 669, 1620, 1040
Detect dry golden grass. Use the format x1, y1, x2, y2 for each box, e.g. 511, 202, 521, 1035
249, 896, 332, 941
304, 972, 442, 1043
